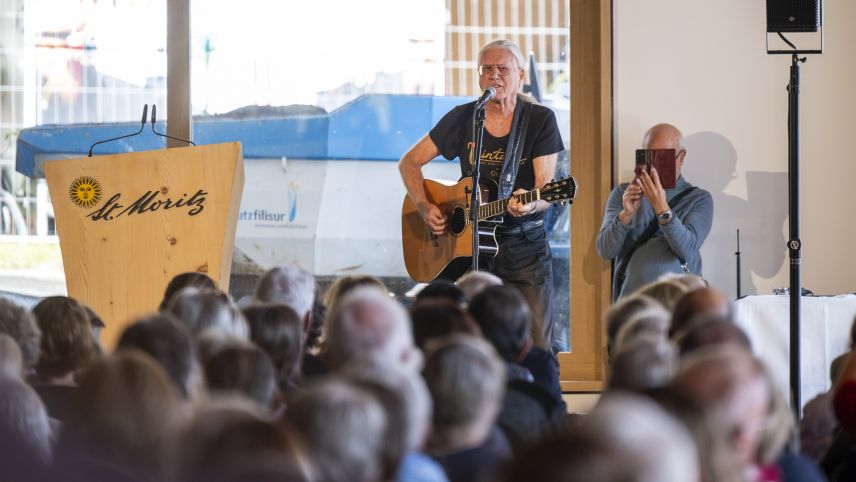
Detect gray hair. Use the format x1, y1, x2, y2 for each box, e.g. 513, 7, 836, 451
253, 264, 315, 319
478, 39, 526, 70
0, 334, 24, 379
0, 298, 41, 369
586, 392, 699, 482
285, 378, 387, 482
613, 306, 671, 353
635, 278, 690, 312
608, 335, 678, 392
423, 334, 506, 446
323, 287, 420, 373
166, 288, 249, 340
455, 271, 503, 301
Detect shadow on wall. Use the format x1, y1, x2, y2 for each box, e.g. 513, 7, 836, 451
682, 131, 787, 299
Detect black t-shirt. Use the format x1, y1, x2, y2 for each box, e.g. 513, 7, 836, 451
429, 99, 564, 226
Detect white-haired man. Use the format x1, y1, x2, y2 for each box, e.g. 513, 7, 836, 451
399, 39, 564, 351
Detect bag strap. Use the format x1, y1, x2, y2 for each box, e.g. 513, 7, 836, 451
614, 186, 698, 290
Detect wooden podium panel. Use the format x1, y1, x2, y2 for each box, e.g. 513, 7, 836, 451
45, 142, 244, 348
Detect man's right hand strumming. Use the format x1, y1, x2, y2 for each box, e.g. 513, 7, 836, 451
418, 201, 447, 236
619, 179, 642, 224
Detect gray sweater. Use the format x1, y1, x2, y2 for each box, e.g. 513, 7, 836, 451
596, 176, 713, 300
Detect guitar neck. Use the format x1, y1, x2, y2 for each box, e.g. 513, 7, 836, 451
468, 189, 540, 222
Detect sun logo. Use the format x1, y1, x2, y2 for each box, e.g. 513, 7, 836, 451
68, 176, 103, 208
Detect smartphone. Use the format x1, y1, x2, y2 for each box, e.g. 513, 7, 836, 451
635, 149, 677, 189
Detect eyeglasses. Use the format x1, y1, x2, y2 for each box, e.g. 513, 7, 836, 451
478, 64, 517, 77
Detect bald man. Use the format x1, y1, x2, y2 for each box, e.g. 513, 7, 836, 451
597, 124, 713, 300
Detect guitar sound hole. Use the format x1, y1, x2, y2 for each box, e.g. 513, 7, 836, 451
449, 207, 467, 235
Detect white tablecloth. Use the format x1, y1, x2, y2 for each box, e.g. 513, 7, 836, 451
734, 294, 856, 411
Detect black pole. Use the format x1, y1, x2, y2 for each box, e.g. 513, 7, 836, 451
735, 229, 742, 299
470, 106, 487, 273
787, 53, 805, 416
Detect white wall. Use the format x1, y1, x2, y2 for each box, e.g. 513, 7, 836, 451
614, 0, 856, 298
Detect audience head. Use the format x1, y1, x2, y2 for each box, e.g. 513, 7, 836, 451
456, 271, 503, 301
670, 286, 733, 338
0, 297, 41, 370
0, 333, 24, 379
422, 334, 506, 449
322, 274, 387, 314
676, 316, 751, 356
117, 313, 200, 400
242, 303, 304, 389
605, 294, 662, 356
159, 272, 218, 311
0, 376, 53, 466
608, 336, 677, 392
672, 345, 768, 467
468, 285, 531, 361
636, 278, 689, 312
284, 378, 386, 482
415, 279, 467, 306
175, 398, 309, 482
60, 350, 184, 481
306, 284, 326, 351
613, 304, 671, 353
82, 304, 105, 352
410, 298, 478, 351
324, 287, 420, 373
166, 288, 249, 340
253, 264, 316, 321
202, 338, 278, 410
32, 296, 98, 381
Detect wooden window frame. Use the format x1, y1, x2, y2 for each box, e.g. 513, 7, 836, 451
560, 0, 612, 392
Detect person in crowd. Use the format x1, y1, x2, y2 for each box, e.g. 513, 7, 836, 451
399, 38, 565, 350
597, 123, 714, 300
456, 271, 503, 302
173, 398, 310, 482
82, 304, 105, 354
323, 287, 421, 374
253, 264, 324, 379
669, 286, 734, 338
676, 316, 752, 356
29, 296, 99, 422
612, 304, 671, 354
505, 392, 699, 482
604, 293, 666, 357
0, 375, 53, 468
422, 334, 511, 482
410, 298, 480, 351
53, 350, 185, 482
0, 333, 24, 379
201, 338, 278, 412
322, 274, 388, 314
242, 303, 305, 393
117, 313, 201, 401
158, 271, 218, 311
607, 335, 677, 392
0, 297, 41, 373
468, 285, 561, 402
345, 364, 448, 482
166, 288, 249, 340
283, 378, 387, 482
671, 345, 770, 480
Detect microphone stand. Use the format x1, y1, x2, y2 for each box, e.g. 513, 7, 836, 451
787, 52, 805, 416
88, 104, 148, 157
470, 105, 487, 273
735, 229, 742, 299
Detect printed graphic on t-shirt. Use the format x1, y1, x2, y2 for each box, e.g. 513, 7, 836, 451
466, 141, 528, 181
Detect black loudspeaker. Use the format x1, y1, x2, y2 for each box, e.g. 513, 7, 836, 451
766, 0, 822, 32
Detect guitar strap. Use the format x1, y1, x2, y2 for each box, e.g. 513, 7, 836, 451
498, 95, 533, 199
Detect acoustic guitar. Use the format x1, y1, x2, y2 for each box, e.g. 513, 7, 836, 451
401, 176, 577, 282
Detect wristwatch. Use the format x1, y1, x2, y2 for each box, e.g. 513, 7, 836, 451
657, 209, 673, 224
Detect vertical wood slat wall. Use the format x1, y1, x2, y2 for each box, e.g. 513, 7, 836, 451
445, 0, 569, 96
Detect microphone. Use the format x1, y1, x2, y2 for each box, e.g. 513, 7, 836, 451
88, 104, 148, 157
151, 105, 196, 147
474, 87, 496, 110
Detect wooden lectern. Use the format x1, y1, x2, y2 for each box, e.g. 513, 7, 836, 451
44, 142, 244, 348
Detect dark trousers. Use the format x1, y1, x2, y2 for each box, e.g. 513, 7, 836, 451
480, 226, 554, 350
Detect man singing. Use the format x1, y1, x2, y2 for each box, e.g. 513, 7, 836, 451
398, 39, 564, 350
597, 124, 713, 301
